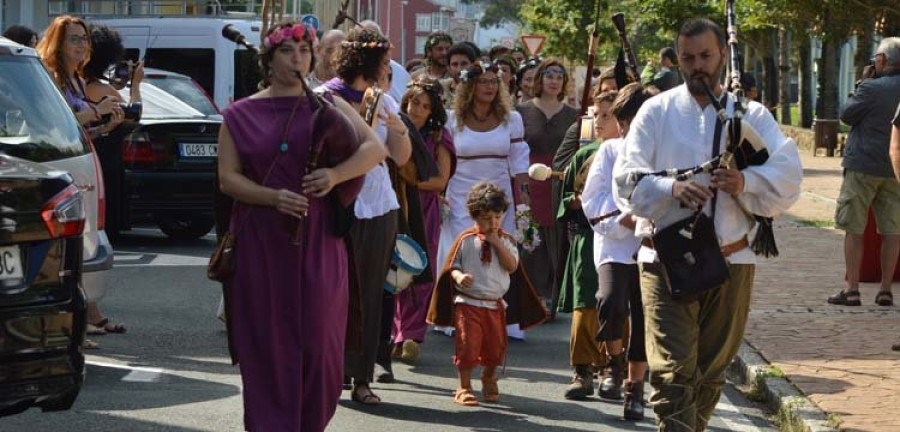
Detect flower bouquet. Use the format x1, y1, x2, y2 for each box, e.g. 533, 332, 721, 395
513, 204, 541, 253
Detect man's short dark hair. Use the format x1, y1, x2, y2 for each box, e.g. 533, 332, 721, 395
677, 18, 726, 50
659, 47, 677, 64
466, 182, 509, 219
447, 42, 476, 62
488, 45, 510, 61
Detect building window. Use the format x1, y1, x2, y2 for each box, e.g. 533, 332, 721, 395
416, 14, 431, 32
415, 36, 428, 56
431, 12, 449, 31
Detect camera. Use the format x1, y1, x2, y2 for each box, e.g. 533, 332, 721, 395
100, 101, 142, 124
111, 61, 134, 87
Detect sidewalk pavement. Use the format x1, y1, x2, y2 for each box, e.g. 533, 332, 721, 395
739, 149, 900, 431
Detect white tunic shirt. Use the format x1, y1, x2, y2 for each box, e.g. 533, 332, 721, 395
612, 85, 803, 264
354, 93, 401, 219
582, 138, 641, 267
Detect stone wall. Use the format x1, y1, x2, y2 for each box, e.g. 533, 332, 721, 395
780, 125, 847, 156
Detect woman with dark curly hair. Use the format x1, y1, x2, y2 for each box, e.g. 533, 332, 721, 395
391, 77, 456, 364
217, 21, 384, 431
83, 24, 144, 241
3, 24, 38, 47
516, 59, 578, 311
316, 27, 411, 405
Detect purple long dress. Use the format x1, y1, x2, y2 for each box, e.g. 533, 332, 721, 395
224, 96, 361, 432
392, 128, 455, 343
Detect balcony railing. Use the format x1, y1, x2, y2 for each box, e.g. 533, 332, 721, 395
48, 0, 255, 17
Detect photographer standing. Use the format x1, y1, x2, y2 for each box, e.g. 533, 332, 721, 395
37, 16, 128, 348
830, 37, 900, 308
83, 24, 144, 241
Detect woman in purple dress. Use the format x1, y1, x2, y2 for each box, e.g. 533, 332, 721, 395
391, 77, 456, 364
217, 22, 385, 432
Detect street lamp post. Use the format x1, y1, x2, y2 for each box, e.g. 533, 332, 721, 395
401, 1, 408, 64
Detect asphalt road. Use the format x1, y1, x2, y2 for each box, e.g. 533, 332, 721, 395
3, 228, 778, 431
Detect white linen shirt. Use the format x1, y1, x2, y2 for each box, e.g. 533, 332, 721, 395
612, 85, 802, 264
354, 93, 401, 219
582, 138, 641, 267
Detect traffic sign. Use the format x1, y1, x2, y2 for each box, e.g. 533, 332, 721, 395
301, 14, 320, 31
520, 35, 546, 57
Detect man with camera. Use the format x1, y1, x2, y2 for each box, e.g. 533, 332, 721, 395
830, 37, 900, 309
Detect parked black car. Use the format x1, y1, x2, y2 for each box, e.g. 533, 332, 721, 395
0, 156, 87, 417
108, 68, 221, 240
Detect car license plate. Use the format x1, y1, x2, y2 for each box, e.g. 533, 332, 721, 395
179, 143, 218, 158
0, 245, 23, 281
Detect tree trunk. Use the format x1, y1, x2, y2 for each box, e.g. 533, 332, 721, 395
799, 36, 813, 128
779, 27, 792, 125
817, 39, 840, 120
854, 22, 874, 80
763, 28, 778, 116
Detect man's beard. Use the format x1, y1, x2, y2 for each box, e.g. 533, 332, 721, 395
684, 62, 724, 95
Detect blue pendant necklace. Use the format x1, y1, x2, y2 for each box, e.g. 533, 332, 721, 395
270, 87, 303, 153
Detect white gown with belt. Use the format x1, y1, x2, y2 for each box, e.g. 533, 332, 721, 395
435, 112, 530, 338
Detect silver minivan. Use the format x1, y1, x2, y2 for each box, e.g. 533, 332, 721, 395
0, 38, 113, 303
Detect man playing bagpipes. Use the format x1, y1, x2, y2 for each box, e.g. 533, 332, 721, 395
611, 18, 802, 431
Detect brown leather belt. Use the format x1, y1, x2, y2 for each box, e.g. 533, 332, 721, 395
640, 235, 749, 258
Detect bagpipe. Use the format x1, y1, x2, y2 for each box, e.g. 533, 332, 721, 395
615, 0, 778, 257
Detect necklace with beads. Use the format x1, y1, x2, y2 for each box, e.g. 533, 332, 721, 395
268, 86, 303, 153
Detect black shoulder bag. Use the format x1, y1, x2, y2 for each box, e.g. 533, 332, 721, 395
651, 107, 730, 303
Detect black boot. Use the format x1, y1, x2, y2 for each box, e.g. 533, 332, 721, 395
598, 352, 626, 400
623, 380, 645, 420
563, 365, 594, 400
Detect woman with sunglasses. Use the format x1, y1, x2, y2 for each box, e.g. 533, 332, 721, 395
516, 59, 578, 312
438, 61, 540, 340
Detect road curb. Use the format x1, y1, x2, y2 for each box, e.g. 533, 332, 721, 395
728, 341, 840, 432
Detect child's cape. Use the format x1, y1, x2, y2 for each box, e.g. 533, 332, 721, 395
426, 227, 548, 330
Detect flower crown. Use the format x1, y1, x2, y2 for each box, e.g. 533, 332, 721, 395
264, 23, 317, 48
407, 79, 443, 97
340, 40, 392, 49
424, 32, 453, 52
459, 60, 502, 83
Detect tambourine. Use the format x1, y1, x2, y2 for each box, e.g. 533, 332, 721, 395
360, 87, 385, 129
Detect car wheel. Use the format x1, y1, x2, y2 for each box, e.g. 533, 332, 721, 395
38, 386, 81, 412
157, 215, 215, 240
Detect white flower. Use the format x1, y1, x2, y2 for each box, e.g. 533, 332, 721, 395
516, 204, 530, 212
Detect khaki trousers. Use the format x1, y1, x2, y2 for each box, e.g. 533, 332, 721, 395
569, 307, 605, 367
640, 262, 755, 432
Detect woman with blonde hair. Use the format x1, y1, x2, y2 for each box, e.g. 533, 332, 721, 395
438, 60, 534, 340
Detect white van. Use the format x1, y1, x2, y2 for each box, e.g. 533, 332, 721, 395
92, 17, 263, 109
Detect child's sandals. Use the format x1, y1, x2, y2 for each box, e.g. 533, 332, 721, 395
454, 388, 479, 406
481, 377, 500, 403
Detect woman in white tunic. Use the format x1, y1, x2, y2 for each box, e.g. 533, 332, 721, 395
438, 60, 531, 338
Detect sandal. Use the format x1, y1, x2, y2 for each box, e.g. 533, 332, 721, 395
86, 323, 107, 336
481, 377, 500, 403
351, 383, 381, 405
827, 289, 861, 306
454, 388, 479, 407
875, 291, 894, 306
82, 339, 99, 350
92, 318, 127, 334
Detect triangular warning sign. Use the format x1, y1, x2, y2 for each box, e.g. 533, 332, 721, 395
520, 35, 546, 57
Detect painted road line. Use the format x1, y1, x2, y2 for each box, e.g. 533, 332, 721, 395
87, 360, 166, 383
114, 251, 208, 267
